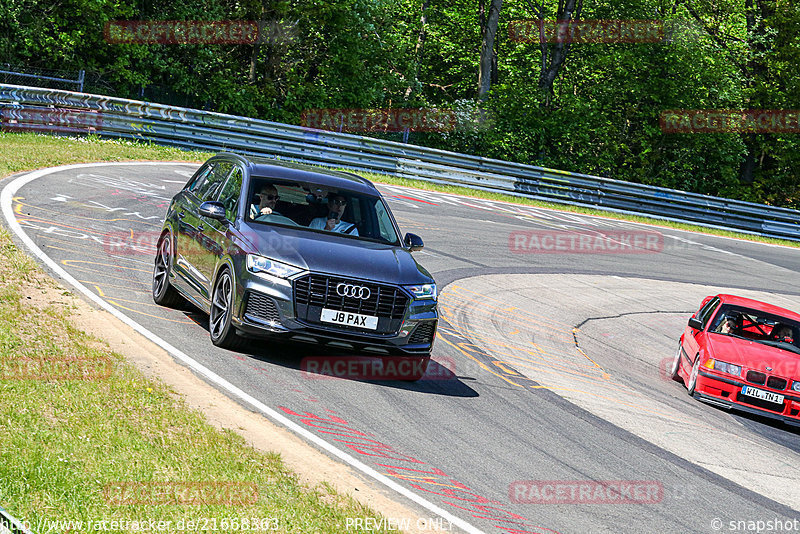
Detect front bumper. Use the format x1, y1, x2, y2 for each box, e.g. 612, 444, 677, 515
231, 269, 437, 355
695, 370, 800, 427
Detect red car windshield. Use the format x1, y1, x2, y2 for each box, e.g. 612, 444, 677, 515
710, 304, 800, 355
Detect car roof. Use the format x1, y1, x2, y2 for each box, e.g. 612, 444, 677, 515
716, 294, 800, 321
211, 153, 379, 196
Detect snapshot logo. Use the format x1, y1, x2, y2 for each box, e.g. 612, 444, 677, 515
509, 230, 664, 254
509, 480, 663, 504
508, 19, 665, 43
300, 108, 457, 133
660, 110, 800, 134
103, 481, 258, 506
300, 356, 456, 381
104, 20, 295, 45
0, 357, 112, 381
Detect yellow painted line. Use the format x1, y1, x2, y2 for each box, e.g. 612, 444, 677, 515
444, 285, 574, 334
437, 335, 523, 387
63, 260, 150, 274
45, 244, 154, 265
503, 359, 635, 391
94, 285, 104, 297
106, 299, 193, 324
440, 302, 574, 343
443, 322, 602, 371
102, 295, 175, 309
440, 294, 575, 339
382, 473, 465, 488
508, 329, 519, 335
78, 280, 148, 294
572, 327, 611, 379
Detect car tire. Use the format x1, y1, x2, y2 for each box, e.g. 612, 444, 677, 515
401, 355, 431, 382
670, 342, 684, 383
209, 268, 247, 350
152, 232, 183, 308
687, 354, 701, 397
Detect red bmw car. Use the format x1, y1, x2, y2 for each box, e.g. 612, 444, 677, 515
672, 294, 800, 427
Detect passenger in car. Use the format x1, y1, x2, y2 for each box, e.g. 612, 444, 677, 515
308, 193, 359, 235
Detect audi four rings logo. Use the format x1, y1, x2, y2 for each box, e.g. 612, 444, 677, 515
337, 283, 371, 299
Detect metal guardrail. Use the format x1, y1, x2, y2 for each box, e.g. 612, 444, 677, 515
0, 506, 34, 534
1, 83, 798, 240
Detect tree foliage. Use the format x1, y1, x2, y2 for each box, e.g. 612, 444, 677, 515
0, 0, 797, 207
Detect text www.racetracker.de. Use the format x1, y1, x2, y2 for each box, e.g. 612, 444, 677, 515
17, 517, 281, 532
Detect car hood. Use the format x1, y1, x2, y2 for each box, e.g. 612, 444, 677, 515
707, 334, 800, 377
238, 223, 433, 285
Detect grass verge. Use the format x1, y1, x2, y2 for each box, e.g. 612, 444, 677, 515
0, 133, 392, 533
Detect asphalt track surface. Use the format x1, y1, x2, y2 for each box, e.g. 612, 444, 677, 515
2, 163, 799, 534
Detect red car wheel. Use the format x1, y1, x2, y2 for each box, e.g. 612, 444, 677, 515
687, 355, 701, 396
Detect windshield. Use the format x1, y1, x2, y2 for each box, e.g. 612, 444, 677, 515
709, 304, 800, 355
245, 177, 401, 245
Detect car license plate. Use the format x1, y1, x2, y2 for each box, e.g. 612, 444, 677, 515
320, 308, 378, 330
741, 386, 784, 405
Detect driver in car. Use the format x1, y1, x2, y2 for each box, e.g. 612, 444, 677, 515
252, 184, 282, 220
771, 323, 793, 341
717, 314, 741, 335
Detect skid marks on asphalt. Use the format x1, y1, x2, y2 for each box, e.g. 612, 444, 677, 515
437, 285, 703, 425
13, 193, 195, 326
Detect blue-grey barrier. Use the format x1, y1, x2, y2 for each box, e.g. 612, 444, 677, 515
1, 83, 798, 240
0, 505, 34, 534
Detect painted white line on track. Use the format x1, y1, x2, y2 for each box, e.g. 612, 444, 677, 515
1, 162, 486, 534
378, 182, 800, 250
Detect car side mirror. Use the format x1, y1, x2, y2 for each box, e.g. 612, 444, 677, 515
199, 201, 227, 221
404, 233, 424, 252
687, 317, 703, 330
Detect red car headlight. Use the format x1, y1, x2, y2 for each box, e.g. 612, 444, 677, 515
704, 358, 742, 377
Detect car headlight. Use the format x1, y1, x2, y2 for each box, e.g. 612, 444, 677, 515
792, 381, 800, 393
404, 283, 437, 301
246, 254, 302, 279
705, 359, 742, 376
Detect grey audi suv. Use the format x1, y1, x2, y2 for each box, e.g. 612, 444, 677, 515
152, 153, 437, 378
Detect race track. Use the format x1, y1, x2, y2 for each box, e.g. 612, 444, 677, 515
2, 163, 799, 534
